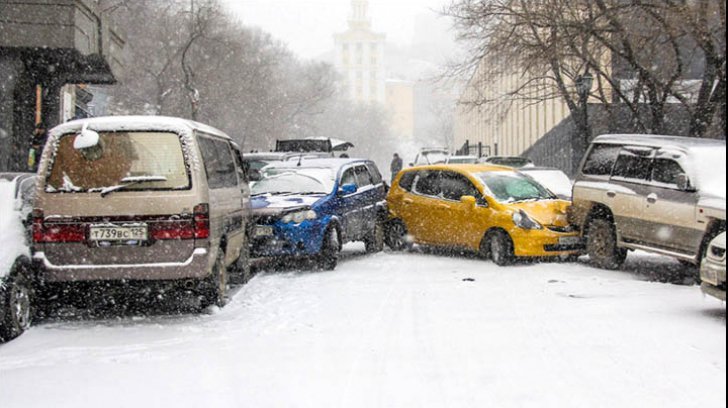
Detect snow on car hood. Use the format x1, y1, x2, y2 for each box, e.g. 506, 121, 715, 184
698, 196, 726, 220
0, 180, 29, 279
251, 194, 324, 214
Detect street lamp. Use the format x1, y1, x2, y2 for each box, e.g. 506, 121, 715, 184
573, 70, 594, 173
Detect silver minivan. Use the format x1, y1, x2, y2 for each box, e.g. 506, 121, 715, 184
32, 116, 251, 308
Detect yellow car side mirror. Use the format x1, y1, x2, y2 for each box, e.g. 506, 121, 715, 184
460, 195, 477, 209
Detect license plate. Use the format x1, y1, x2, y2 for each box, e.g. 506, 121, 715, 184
701, 266, 719, 286
89, 225, 148, 242
559, 236, 581, 246
254, 225, 274, 238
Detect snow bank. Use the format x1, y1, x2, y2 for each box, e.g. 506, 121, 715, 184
0, 179, 29, 278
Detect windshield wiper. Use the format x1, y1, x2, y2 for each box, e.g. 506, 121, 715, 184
100, 176, 168, 198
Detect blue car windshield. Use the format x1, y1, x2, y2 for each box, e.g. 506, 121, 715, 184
252, 167, 335, 196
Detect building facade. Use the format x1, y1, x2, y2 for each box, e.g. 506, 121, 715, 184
0, 0, 123, 171
385, 79, 415, 140
333, 0, 386, 104
454, 63, 572, 159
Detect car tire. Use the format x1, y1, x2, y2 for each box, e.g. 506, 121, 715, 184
229, 237, 252, 285
317, 226, 340, 271
365, 220, 385, 253
487, 230, 514, 266
0, 259, 33, 342
384, 219, 412, 251
200, 252, 228, 309
586, 218, 627, 270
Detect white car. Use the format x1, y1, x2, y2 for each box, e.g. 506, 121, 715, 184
445, 155, 479, 164
700, 232, 726, 301
0, 173, 36, 342
520, 167, 573, 200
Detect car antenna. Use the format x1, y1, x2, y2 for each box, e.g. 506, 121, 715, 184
297, 152, 303, 167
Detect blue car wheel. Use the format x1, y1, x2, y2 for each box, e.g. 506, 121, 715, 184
316, 226, 339, 270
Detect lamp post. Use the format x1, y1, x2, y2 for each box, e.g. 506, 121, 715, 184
573, 70, 594, 173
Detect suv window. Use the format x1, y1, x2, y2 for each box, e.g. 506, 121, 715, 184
651, 158, 685, 187
340, 167, 357, 187
582, 144, 622, 176
355, 165, 373, 187
414, 171, 441, 197
440, 171, 481, 201
612, 147, 654, 182
198, 136, 238, 189
398, 172, 416, 191
366, 163, 383, 184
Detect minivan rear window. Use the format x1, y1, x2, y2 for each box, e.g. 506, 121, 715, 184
46, 132, 189, 193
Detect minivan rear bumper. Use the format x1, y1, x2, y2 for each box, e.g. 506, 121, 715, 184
33, 248, 209, 282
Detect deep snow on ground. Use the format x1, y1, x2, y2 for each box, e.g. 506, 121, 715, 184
0, 245, 725, 408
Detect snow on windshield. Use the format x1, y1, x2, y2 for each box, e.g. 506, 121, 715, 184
476, 171, 555, 203
252, 167, 335, 195
0, 180, 29, 278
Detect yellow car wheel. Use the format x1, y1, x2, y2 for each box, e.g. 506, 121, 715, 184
385, 219, 412, 251
487, 230, 514, 266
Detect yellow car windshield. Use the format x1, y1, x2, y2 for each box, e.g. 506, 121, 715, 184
476, 171, 555, 203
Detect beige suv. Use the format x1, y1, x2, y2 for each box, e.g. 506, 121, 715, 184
32, 116, 251, 308
570, 134, 726, 270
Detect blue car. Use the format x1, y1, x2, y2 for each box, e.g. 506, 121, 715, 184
249, 158, 387, 269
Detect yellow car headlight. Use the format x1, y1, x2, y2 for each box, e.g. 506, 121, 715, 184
512, 210, 542, 230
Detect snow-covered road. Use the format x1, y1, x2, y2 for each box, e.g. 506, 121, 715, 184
0, 245, 725, 408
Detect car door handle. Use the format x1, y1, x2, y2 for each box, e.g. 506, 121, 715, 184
606, 191, 616, 198
437, 204, 449, 209
646, 193, 658, 204
403, 198, 414, 205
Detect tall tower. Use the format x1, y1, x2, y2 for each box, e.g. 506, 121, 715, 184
349, 0, 371, 30
333, 0, 386, 104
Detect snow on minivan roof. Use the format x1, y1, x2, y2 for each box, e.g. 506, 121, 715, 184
49, 115, 230, 140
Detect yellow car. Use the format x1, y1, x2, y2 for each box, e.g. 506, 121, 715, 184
385, 164, 582, 265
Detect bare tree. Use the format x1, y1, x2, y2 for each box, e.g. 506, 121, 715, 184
446, 0, 725, 139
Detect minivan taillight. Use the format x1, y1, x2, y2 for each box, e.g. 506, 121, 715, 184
193, 203, 210, 239
32, 209, 86, 243
149, 220, 195, 240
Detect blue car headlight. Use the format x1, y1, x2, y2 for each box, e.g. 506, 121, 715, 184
281, 210, 317, 224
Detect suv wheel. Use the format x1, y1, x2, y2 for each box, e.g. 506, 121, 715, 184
365, 220, 385, 253
586, 218, 627, 270
0, 261, 33, 342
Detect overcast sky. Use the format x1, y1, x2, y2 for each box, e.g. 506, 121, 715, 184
220, 0, 453, 59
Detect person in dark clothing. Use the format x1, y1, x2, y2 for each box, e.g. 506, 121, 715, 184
28, 122, 48, 172
390, 153, 403, 182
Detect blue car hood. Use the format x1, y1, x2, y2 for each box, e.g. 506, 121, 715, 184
251, 194, 325, 214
